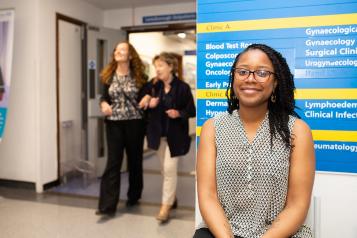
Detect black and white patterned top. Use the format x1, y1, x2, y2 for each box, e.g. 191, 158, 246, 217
198, 110, 312, 238
107, 74, 142, 121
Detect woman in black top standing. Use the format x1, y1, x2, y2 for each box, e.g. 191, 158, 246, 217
146, 52, 196, 222
96, 41, 150, 216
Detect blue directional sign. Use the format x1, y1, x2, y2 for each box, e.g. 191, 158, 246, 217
197, 0, 357, 173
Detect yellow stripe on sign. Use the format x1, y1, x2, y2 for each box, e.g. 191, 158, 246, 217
198, 89, 357, 100
295, 89, 357, 99
197, 89, 227, 99
196, 126, 202, 136
312, 130, 357, 142
197, 13, 357, 33
197, 128, 357, 142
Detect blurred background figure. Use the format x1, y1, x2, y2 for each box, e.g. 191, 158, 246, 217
0, 66, 4, 101
145, 52, 196, 223
96, 41, 149, 217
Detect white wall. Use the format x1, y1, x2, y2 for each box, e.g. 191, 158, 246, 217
0, 1, 356, 237
0, 0, 195, 192
0, 0, 38, 183
313, 172, 357, 237
36, 0, 104, 190
103, 7, 133, 30
0, 0, 104, 191
103, 2, 196, 29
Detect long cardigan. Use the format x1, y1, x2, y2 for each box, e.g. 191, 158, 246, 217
145, 76, 196, 157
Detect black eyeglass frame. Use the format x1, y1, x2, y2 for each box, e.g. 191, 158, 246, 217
233, 68, 276, 83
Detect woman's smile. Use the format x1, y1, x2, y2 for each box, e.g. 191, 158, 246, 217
240, 86, 262, 94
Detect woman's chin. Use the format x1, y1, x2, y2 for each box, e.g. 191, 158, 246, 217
238, 97, 268, 108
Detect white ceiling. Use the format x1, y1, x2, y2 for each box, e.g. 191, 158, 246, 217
81, 0, 195, 9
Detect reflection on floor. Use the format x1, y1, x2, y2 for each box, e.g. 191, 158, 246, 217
0, 139, 197, 238
0, 186, 195, 238
51, 139, 196, 209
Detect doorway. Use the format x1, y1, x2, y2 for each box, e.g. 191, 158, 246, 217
127, 24, 197, 209
52, 20, 127, 195
56, 14, 89, 185
51, 21, 197, 212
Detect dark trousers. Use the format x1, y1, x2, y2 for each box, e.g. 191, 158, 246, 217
98, 119, 145, 213
193, 228, 243, 238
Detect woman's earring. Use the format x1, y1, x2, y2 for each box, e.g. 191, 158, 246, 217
270, 93, 276, 103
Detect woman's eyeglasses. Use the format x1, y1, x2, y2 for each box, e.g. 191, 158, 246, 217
233, 68, 275, 83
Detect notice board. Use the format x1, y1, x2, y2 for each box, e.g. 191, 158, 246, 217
196, 0, 357, 173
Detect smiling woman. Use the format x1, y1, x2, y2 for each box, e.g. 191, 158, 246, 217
195, 44, 315, 238
96, 41, 149, 217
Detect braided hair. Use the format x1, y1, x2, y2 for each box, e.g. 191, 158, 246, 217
226, 43, 299, 148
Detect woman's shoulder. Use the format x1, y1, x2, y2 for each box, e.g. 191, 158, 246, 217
214, 111, 233, 121
142, 73, 149, 81
143, 77, 161, 88
148, 77, 158, 84
291, 117, 313, 138
174, 77, 190, 87
202, 117, 215, 128
173, 77, 190, 87
208, 111, 232, 129
289, 116, 310, 130
200, 118, 215, 137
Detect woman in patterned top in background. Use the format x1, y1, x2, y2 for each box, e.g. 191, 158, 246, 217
96, 41, 150, 217
194, 44, 315, 238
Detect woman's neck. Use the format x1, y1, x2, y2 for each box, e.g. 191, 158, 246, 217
238, 104, 268, 124
162, 74, 173, 93
116, 62, 130, 76
238, 105, 268, 144
163, 74, 173, 87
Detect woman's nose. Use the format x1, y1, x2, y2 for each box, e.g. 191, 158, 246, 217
246, 71, 256, 82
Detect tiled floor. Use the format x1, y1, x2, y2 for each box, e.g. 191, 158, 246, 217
0, 138, 197, 238
51, 139, 196, 209
0, 188, 195, 238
